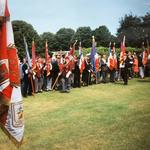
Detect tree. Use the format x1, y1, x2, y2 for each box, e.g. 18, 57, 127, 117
55, 28, 75, 51
73, 27, 92, 48
117, 14, 141, 46
117, 13, 150, 47
40, 32, 57, 55
93, 25, 112, 47
141, 12, 150, 44
12, 20, 41, 58
141, 12, 150, 28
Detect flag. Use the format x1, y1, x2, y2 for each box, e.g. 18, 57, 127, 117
119, 36, 126, 68
141, 42, 149, 66
0, 0, 24, 147
45, 40, 49, 62
69, 46, 74, 56
79, 42, 82, 56
0, 0, 12, 105
68, 40, 77, 61
23, 36, 32, 68
79, 42, 85, 73
69, 40, 77, 56
142, 49, 148, 66
95, 53, 100, 73
45, 40, 51, 76
120, 36, 126, 58
90, 37, 97, 72
108, 42, 112, 56
24, 37, 35, 94
108, 43, 117, 70
65, 41, 77, 71
32, 40, 36, 69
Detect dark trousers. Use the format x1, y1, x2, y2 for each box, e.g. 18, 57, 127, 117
128, 67, 133, 78
28, 76, 33, 95
101, 71, 107, 83
61, 76, 71, 91
121, 68, 128, 84
82, 70, 91, 86
74, 72, 81, 87
22, 76, 29, 97
52, 73, 58, 89
110, 69, 116, 82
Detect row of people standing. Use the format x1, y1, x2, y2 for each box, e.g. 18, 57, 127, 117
20, 50, 150, 97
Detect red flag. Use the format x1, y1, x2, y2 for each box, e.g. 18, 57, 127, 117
45, 40, 49, 62
119, 36, 126, 67
108, 56, 117, 70
120, 36, 126, 58
7, 45, 21, 86
108, 43, 117, 70
0, 0, 24, 147
69, 40, 77, 57
95, 53, 100, 72
0, 0, 12, 105
45, 40, 51, 76
142, 50, 148, 66
69, 46, 74, 56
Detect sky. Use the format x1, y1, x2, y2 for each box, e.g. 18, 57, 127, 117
9, 0, 150, 35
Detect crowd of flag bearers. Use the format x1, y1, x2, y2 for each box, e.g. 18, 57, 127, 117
20, 36, 150, 97
1, 0, 150, 148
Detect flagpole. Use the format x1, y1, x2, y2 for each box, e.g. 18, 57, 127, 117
51, 73, 60, 90
23, 36, 35, 95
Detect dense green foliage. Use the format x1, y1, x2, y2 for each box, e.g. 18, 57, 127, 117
117, 12, 150, 47
55, 28, 75, 50
93, 25, 113, 47
73, 27, 92, 48
12, 20, 41, 58
12, 11, 150, 58
0, 78, 150, 150
40, 32, 56, 56
74, 47, 140, 56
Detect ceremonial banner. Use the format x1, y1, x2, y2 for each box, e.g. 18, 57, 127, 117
90, 36, 97, 72
68, 40, 77, 61
32, 40, 36, 69
108, 43, 117, 70
45, 40, 49, 62
142, 43, 148, 66
120, 36, 126, 58
118, 36, 126, 68
79, 43, 85, 73
23, 36, 32, 68
0, 0, 24, 147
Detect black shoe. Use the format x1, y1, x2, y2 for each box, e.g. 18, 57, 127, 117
60, 90, 66, 93
23, 95, 27, 98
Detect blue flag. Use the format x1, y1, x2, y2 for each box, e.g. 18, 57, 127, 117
90, 43, 97, 72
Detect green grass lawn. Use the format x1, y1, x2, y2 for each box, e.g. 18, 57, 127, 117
0, 78, 150, 150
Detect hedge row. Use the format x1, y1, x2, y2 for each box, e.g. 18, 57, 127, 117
74, 47, 142, 56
